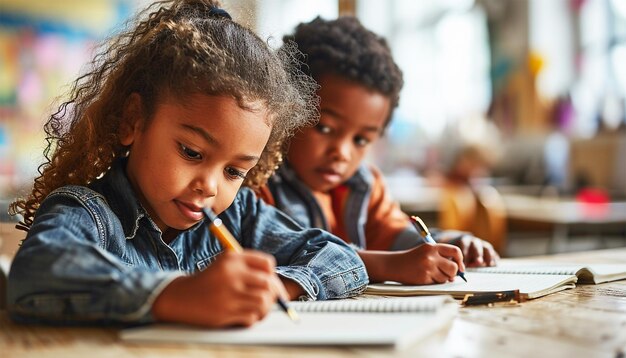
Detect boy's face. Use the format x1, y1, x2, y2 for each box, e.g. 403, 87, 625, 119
121, 93, 271, 233
288, 74, 391, 192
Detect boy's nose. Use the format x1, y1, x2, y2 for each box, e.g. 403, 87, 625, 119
329, 139, 352, 162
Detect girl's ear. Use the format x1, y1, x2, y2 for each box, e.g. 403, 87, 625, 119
119, 93, 144, 146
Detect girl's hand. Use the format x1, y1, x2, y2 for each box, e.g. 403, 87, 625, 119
359, 243, 465, 285
152, 250, 279, 327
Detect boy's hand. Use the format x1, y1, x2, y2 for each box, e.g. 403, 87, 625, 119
436, 230, 500, 267
359, 243, 465, 285
152, 250, 279, 328
389, 243, 465, 285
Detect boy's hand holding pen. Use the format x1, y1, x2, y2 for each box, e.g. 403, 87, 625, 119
411, 216, 467, 282
203, 207, 300, 323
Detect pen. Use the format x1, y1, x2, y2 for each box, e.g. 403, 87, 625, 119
410, 215, 467, 282
202, 207, 300, 323
461, 290, 522, 306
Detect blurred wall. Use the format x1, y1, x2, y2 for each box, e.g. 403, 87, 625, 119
0, 0, 142, 206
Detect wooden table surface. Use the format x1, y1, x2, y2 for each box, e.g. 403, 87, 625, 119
502, 195, 626, 224
2, 248, 626, 358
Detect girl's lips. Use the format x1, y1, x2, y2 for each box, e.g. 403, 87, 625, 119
175, 200, 204, 221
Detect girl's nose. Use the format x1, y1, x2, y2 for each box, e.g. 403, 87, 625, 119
193, 171, 218, 197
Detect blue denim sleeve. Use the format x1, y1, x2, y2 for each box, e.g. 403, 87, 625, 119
224, 189, 369, 300
7, 191, 182, 324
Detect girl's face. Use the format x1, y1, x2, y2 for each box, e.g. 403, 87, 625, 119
287, 74, 391, 192
121, 93, 271, 233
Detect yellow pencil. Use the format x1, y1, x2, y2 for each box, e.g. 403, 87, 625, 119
202, 207, 300, 322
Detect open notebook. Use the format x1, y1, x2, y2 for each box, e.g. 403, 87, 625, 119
467, 262, 626, 284
120, 296, 457, 350
366, 272, 578, 300
367, 262, 626, 300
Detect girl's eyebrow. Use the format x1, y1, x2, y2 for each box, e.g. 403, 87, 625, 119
181, 124, 218, 145
179, 124, 261, 163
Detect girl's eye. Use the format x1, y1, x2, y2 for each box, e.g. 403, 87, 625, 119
179, 143, 202, 160
315, 124, 332, 134
354, 136, 371, 147
225, 167, 246, 181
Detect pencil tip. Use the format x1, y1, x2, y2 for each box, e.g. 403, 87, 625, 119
287, 308, 300, 323
459, 272, 468, 282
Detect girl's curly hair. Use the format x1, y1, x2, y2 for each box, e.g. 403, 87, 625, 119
10, 0, 318, 231
284, 16, 403, 127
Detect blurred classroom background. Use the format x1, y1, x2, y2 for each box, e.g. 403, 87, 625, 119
1, 0, 625, 259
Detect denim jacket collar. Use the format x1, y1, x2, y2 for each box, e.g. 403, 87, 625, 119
341, 165, 373, 192
272, 161, 375, 247
90, 158, 151, 240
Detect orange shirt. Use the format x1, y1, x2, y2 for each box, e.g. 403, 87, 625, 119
257, 165, 415, 251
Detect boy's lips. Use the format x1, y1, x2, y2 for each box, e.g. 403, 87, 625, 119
316, 168, 344, 184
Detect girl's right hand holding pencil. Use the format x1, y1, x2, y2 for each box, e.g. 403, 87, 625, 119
152, 250, 287, 328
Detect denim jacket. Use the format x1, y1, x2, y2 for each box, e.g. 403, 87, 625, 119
7, 159, 368, 325
259, 163, 429, 251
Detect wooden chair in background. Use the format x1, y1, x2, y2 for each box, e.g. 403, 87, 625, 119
474, 186, 507, 255
438, 183, 477, 235
438, 183, 508, 256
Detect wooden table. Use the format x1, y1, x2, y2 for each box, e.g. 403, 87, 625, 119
503, 195, 626, 253
2, 248, 626, 358
388, 183, 626, 254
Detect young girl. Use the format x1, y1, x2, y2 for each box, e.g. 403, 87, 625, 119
7, 1, 367, 327
258, 17, 499, 285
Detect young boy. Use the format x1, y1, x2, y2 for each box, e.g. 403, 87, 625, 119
257, 16, 498, 285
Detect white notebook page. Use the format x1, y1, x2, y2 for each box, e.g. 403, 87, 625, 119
120, 296, 457, 349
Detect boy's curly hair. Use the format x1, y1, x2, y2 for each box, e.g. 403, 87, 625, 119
10, 0, 318, 231
284, 16, 403, 127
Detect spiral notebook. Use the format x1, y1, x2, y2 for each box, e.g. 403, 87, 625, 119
467, 262, 626, 284
366, 272, 578, 300
120, 296, 457, 350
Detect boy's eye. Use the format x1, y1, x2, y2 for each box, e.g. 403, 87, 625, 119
179, 143, 202, 160
225, 167, 246, 181
315, 124, 332, 134
354, 136, 371, 147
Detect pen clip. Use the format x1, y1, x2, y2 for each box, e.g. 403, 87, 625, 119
410, 215, 438, 246
410, 216, 426, 231
410, 215, 429, 236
